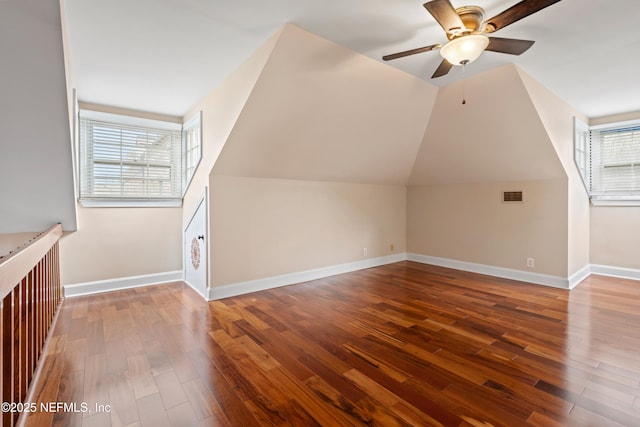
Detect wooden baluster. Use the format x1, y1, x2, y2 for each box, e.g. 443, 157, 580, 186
49, 250, 54, 326
55, 243, 60, 307
39, 256, 44, 354
27, 269, 35, 384
12, 284, 20, 425
44, 255, 49, 334
37, 261, 43, 363
38, 260, 43, 361
19, 277, 28, 405
44, 255, 48, 347
2, 291, 13, 427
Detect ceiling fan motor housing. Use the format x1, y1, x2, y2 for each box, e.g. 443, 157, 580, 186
452, 5, 485, 37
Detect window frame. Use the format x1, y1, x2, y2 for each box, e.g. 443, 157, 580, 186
182, 111, 202, 195
78, 109, 184, 207
574, 117, 640, 206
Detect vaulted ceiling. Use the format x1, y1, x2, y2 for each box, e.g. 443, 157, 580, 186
62, 0, 640, 118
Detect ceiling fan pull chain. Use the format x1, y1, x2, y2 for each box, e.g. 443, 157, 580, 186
461, 60, 467, 105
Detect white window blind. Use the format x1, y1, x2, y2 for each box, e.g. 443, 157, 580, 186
591, 123, 640, 201
79, 111, 182, 203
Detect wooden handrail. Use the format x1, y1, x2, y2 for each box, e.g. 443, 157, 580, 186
0, 224, 62, 300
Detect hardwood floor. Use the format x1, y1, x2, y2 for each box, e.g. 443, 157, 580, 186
22, 261, 640, 426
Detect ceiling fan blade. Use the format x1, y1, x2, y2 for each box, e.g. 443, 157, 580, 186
431, 59, 453, 78
382, 44, 441, 61
424, 0, 465, 34
484, 0, 562, 33
486, 37, 535, 55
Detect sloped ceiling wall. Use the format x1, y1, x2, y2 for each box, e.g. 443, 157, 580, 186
409, 64, 566, 185
211, 24, 438, 185
517, 67, 590, 275
0, 0, 77, 232
182, 25, 280, 221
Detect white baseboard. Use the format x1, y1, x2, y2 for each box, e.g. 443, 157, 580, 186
591, 264, 640, 281
406, 253, 573, 289
207, 253, 407, 300
209, 254, 640, 300
568, 264, 592, 289
64, 270, 184, 298
61, 259, 640, 300
183, 279, 207, 299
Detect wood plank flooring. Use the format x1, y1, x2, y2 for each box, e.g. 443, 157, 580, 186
22, 261, 640, 426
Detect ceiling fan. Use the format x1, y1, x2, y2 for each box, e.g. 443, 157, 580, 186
383, 0, 562, 78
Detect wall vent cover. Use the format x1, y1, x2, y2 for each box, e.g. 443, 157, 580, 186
503, 191, 523, 202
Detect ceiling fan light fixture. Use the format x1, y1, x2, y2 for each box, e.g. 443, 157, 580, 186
440, 34, 489, 66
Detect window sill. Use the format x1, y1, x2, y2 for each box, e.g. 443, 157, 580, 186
79, 199, 182, 208
590, 197, 640, 207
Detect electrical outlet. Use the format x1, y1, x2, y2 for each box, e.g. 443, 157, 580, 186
363, 247, 368, 257
526, 257, 535, 268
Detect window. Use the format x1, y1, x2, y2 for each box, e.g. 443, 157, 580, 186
79, 110, 183, 206
574, 117, 640, 205
182, 111, 202, 192
573, 117, 590, 192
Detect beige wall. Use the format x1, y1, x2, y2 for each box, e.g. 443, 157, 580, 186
590, 111, 640, 126
60, 204, 182, 285
407, 180, 568, 276
591, 207, 640, 269
209, 176, 406, 287
407, 65, 570, 277
517, 68, 591, 276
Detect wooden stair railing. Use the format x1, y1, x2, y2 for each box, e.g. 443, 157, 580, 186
0, 224, 63, 427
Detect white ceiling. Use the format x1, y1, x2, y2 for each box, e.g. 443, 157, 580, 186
63, 0, 640, 119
